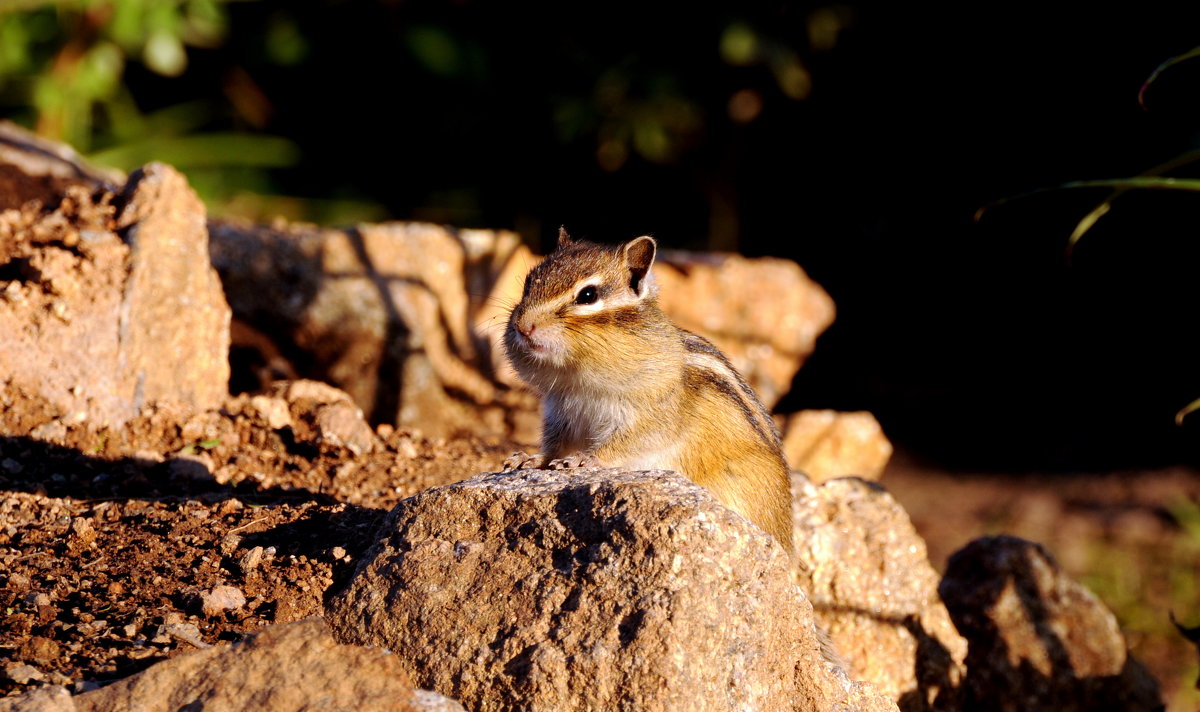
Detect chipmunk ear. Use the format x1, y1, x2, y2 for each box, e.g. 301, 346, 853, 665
557, 226, 574, 249
623, 235, 657, 296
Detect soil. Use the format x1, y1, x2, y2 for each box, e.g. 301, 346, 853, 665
0, 398, 512, 695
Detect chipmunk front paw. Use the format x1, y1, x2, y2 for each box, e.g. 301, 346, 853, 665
548, 451, 604, 469
502, 451, 548, 471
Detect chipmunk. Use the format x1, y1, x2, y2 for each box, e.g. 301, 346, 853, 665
502, 228, 794, 552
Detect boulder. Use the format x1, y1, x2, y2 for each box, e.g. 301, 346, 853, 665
64, 617, 462, 712
939, 536, 1162, 712
791, 474, 967, 709
326, 468, 896, 712
782, 410, 893, 482
0, 158, 230, 435
208, 219, 511, 438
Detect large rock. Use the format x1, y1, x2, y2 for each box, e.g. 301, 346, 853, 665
0, 618, 464, 712
791, 475, 967, 710
939, 536, 1162, 712
208, 219, 512, 438
782, 410, 893, 483
326, 468, 896, 712
654, 250, 835, 409
0, 158, 229, 434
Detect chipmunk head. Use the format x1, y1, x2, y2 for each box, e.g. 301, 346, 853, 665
504, 227, 662, 380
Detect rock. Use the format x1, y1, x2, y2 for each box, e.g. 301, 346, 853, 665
269, 379, 380, 455
326, 468, 896, 712
2, 663, 45, 685
939, 536, 1162, 712
654, 250, 835, 409
114, 163, 231, 412
791, 474, 967, 709
67, 618, 463, 712
209, 219, 507, 437
0, 157, 229, 433
198, 585, 246, 616
246, 394, 292, 430
238, 546, 265, 573
0, 684, 74, 712
0, 120, 121, 200
155, 622, 209, 649
783, 410, 894, 483
18, 636, 60, 666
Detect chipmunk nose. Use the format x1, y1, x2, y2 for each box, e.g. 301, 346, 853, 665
516, 315, 536, 339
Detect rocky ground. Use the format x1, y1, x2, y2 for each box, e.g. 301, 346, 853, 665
0, 392, 511, 696
2, 411, 1197, 707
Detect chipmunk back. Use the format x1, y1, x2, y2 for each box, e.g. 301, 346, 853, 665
503, 228, 793, 552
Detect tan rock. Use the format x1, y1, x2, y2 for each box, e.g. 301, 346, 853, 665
654, 250, 835, 409
115, 163, 231, 413
0, 685, 73, 712
326, 468, 896, 712
939, 536, 1162, 712
792, 474, 967, 709
209, 219, 510, 437
0, 159, 229, 433
267, 379, 380, 455
64, 617, 463, 712
783, 410, 893, 482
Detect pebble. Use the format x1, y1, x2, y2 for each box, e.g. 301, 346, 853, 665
3, 662, 45, 684
200, 585, 247, 616
238, 546, 264, 573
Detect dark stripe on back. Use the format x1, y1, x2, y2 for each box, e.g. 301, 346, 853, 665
681, 330, 781, 443
683, 362, 780, 453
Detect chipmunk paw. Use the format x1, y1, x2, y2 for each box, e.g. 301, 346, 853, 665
502, 452, 547, 471
548, 451, 604, 469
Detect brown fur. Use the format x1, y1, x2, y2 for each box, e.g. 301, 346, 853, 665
504, 230, 793, 552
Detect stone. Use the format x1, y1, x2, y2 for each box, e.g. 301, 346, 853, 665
246, 394, 292, 430
209, 219, 507, 437
2, 663, 44, 685
199, 585, 246, 616
782, 410, 894, 482
791, 474, 967, 709
326, 468, 896, 712
0, 685, 74, 712
238, 546, 265, 574
65, 618, 462, 712
654, 250, 835, 409
114, 163, 231, 413
269, 379, 380, 455
0, 157, 229, 433
939, 536, 1162, 712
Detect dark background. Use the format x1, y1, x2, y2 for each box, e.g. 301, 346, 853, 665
8, 1, 1200, 470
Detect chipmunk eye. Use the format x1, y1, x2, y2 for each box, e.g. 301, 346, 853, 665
575, 285, 598, 305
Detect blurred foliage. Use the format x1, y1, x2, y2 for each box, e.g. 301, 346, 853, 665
1080, 497, 1200, 711
0, 0, 850, 228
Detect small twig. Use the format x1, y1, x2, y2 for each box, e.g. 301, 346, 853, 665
82, 555, 106, 569
227, 517, 268, 535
